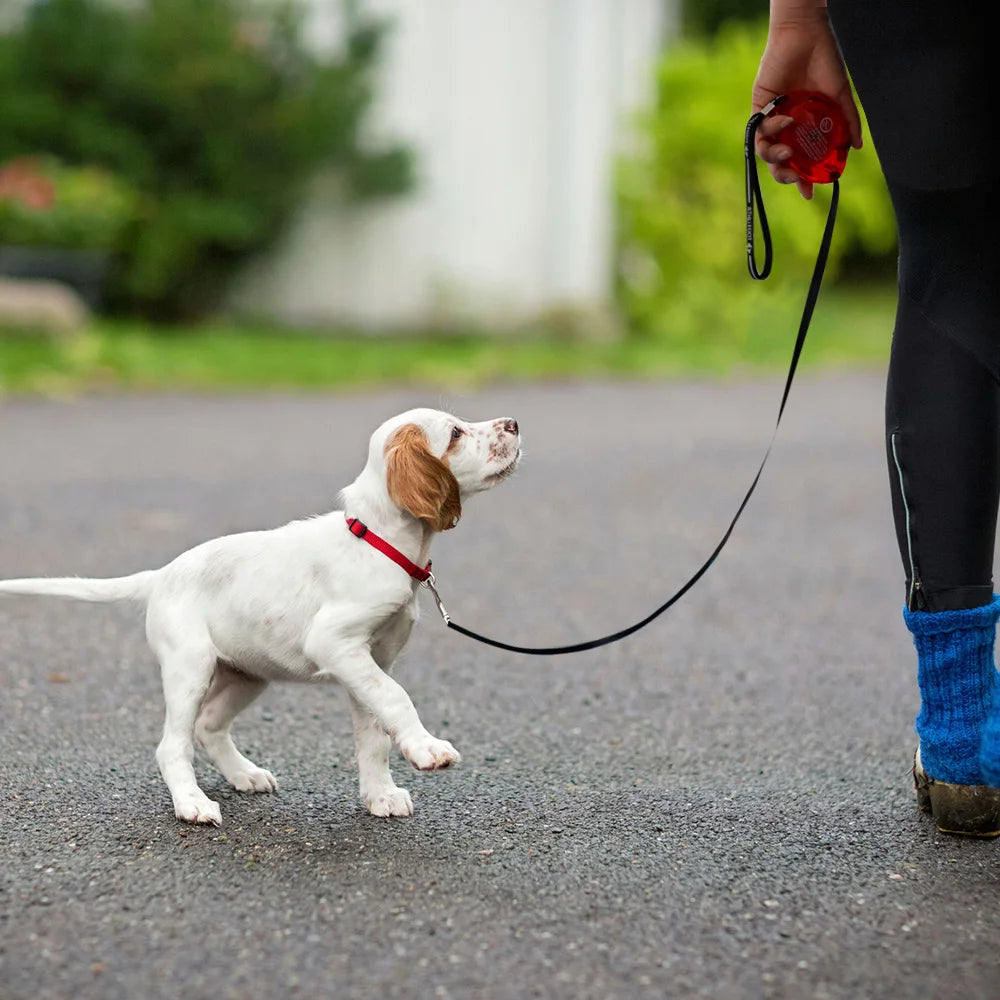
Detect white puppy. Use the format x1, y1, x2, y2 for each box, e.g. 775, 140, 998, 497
0, 408, 521, 825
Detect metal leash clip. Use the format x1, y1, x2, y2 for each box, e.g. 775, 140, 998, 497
422, 573, 451, 624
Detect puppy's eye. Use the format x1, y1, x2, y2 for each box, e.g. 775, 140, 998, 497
450, 426, 463, 441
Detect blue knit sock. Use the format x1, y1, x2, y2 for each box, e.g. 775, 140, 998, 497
980, 683, 1000, 787
904, 595, 1000, 786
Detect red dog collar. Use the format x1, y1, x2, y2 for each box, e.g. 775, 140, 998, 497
345, 517, 432, 583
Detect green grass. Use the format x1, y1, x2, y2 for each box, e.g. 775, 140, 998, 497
0, 286, 895, 396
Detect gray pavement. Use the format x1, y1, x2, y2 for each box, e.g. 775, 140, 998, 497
1, 375, 998, 1000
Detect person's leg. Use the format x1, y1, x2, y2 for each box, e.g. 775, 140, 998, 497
827, 2, 1000, 830
883, 184, 1000, 831
884, 263, 1000, 617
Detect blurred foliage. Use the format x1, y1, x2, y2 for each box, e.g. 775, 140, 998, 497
0, 286, 896, 396
0, 156, 137, 252
682, 0, 766, 36
0, 0, 413, 318
615, 20, 897, 346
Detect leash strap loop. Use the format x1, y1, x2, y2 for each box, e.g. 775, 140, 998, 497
745, 95, 785, 280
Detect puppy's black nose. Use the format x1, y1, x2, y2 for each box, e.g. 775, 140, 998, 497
504, 418, 518, 435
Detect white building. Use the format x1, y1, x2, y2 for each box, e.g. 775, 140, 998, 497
231, 0, 675, 332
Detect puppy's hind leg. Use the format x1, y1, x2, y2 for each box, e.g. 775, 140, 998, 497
349, 695, 412, 818
195, 663, 277, 793
154, 642, 223, 826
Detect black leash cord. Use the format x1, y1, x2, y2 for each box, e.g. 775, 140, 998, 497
438, 108, 839, 656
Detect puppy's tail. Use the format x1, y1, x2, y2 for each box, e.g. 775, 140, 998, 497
0, 570, 157, 604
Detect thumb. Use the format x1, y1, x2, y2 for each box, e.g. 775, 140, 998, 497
838, 91, 864, 149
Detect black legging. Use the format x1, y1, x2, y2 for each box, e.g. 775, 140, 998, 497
828, 1, 998, 612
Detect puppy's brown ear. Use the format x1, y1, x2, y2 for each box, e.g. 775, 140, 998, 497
385, 424, 462, 531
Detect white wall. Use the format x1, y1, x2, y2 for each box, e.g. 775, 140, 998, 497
230, 0, 674, 331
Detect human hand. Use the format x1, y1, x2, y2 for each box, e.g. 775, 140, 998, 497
752, 11, 863, 199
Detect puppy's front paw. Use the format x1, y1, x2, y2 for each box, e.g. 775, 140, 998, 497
364, 786, 414, 818
230, 766, 278, 793
173, 792, 223, 826
401, 737, 461, 771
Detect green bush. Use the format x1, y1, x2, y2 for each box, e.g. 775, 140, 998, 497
0, 156, 137, 252
0, 0, 413, 318
615, 21, 897, 346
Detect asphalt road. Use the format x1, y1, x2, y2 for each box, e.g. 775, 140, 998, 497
2, 375, 999, 1000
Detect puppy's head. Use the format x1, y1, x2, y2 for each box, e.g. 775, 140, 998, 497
378, 408, 521, 531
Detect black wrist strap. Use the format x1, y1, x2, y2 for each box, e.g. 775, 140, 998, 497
745, 94, 787, 280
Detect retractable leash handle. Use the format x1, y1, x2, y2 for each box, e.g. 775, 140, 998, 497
747, 91, 850, 279
432, 93, 849, 656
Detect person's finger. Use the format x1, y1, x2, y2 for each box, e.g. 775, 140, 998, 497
837, 94, 864, 150
756, 114, 794, 139
766, 160, 814, 197
757, 142, 794, 166
768, 163, 800, 185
